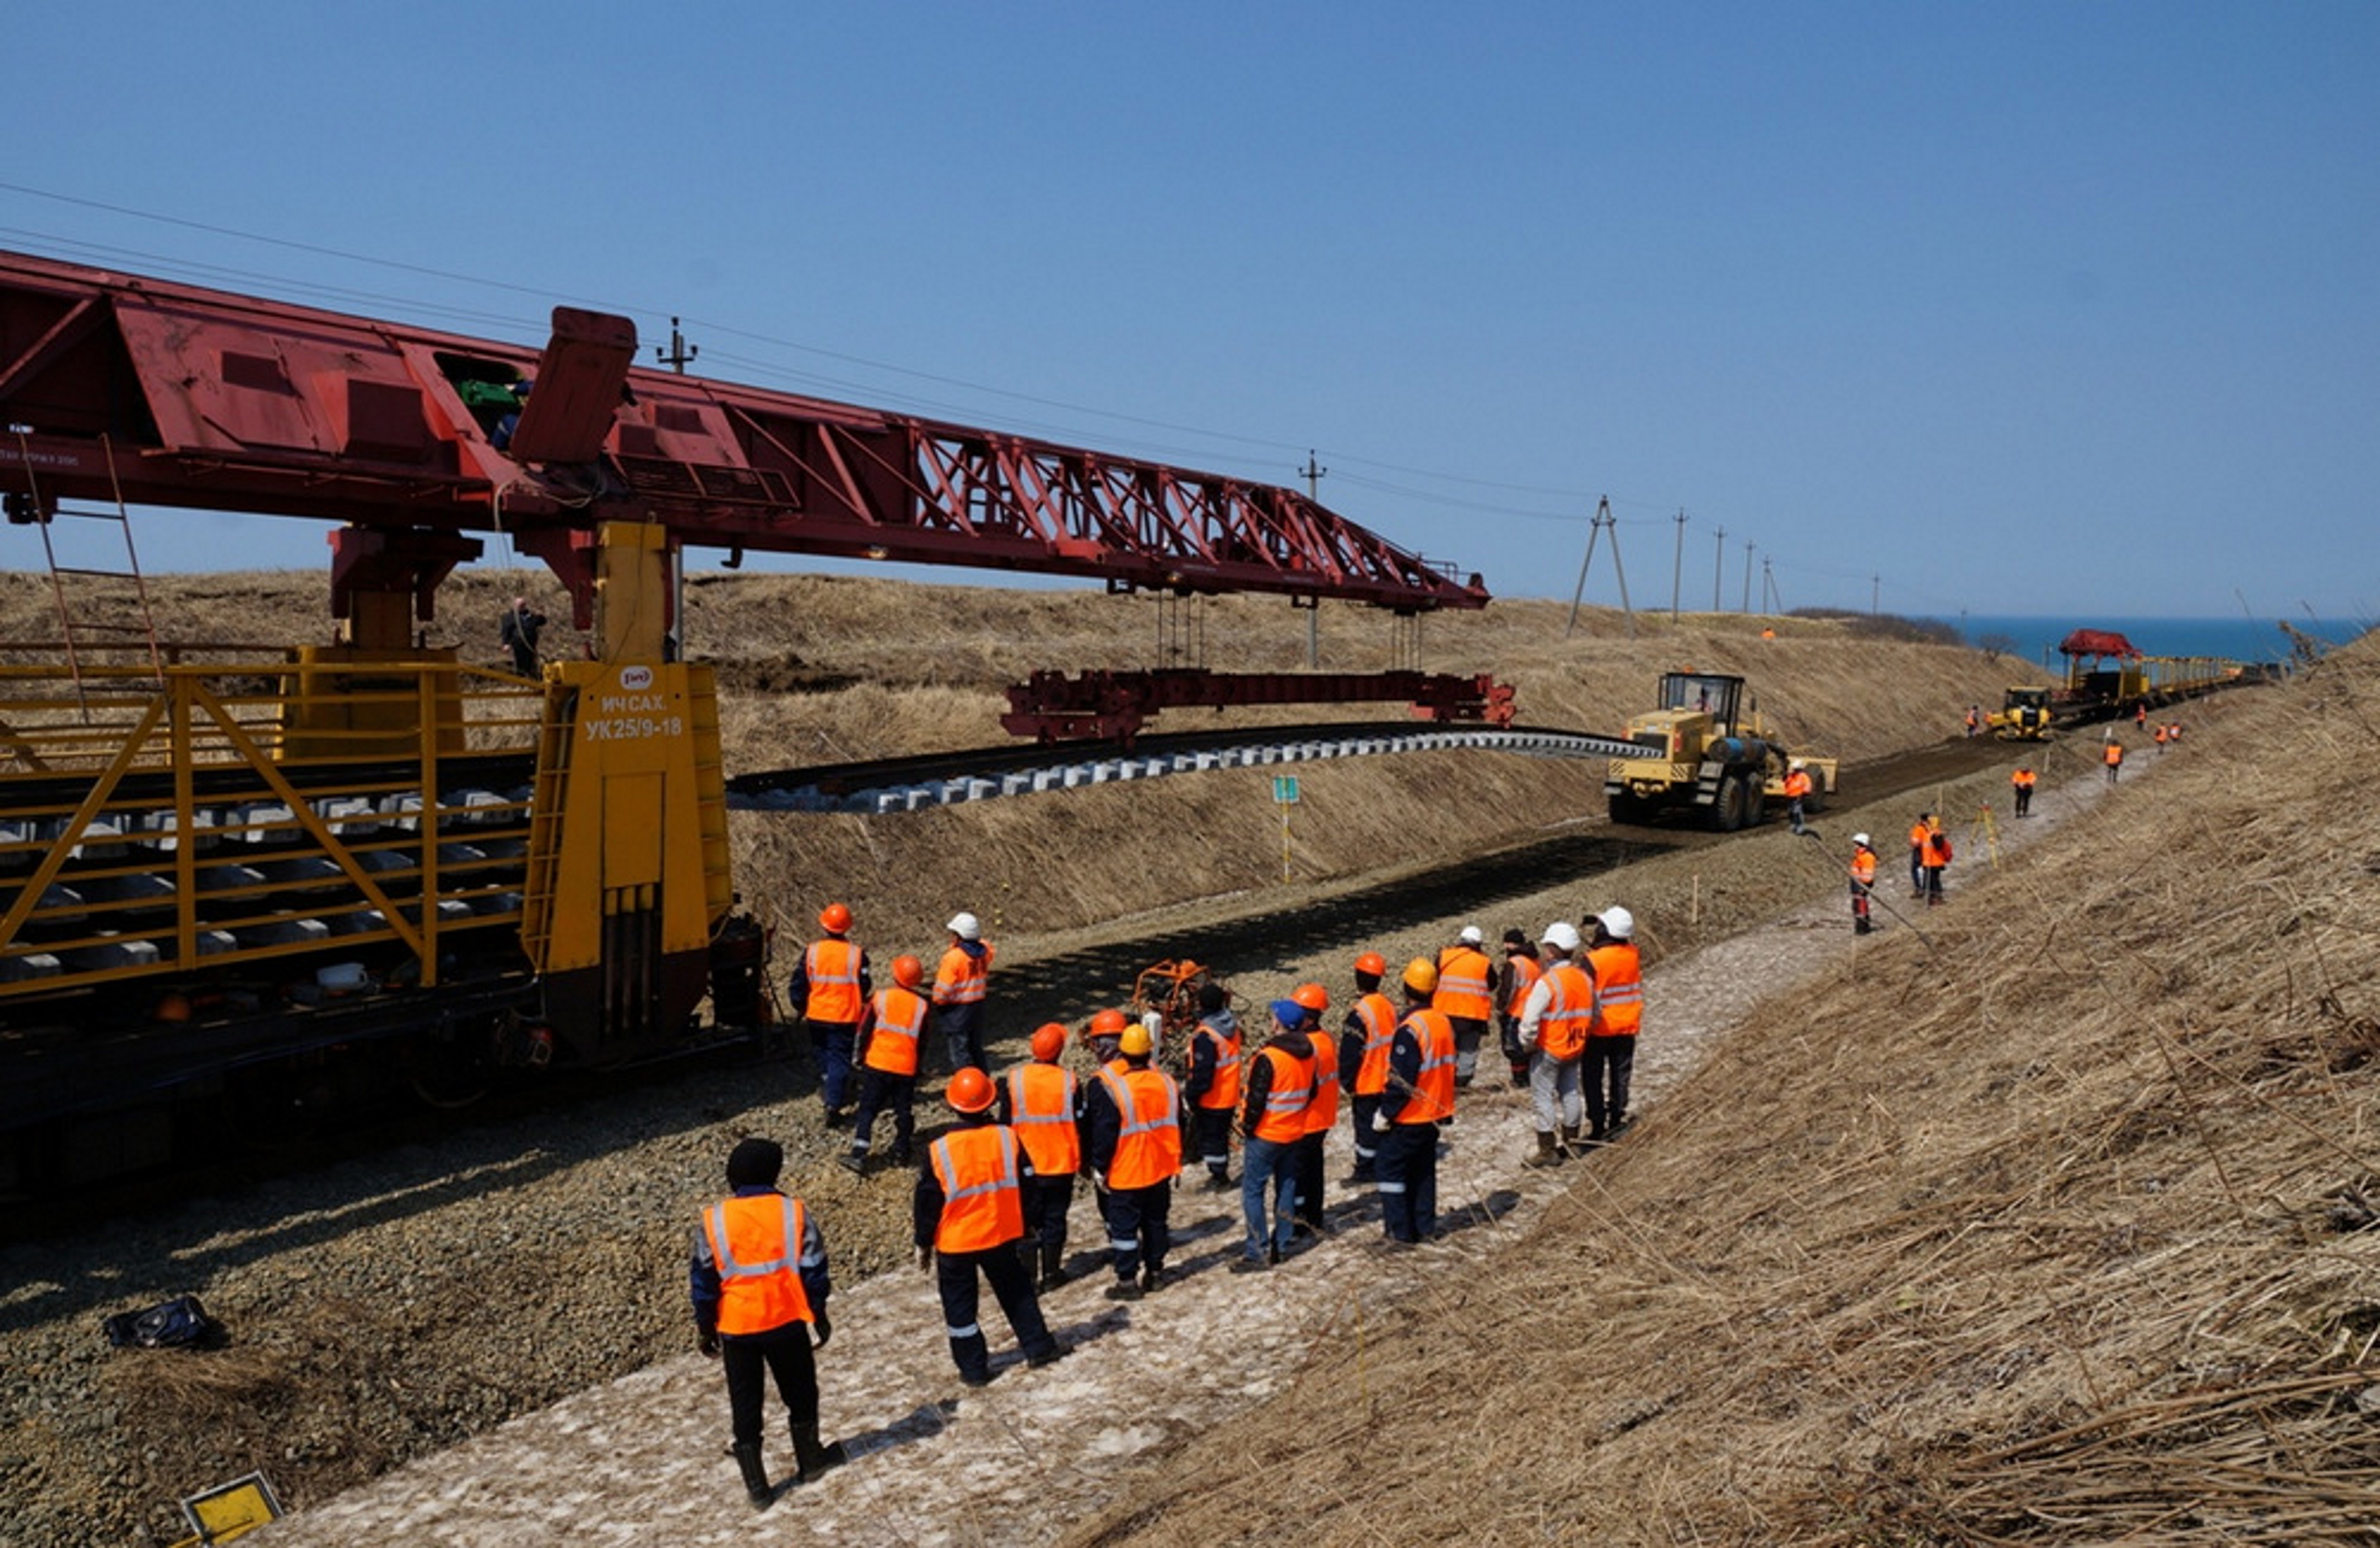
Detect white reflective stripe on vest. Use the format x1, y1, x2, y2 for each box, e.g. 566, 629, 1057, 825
1008, 1067, 1078, 1124
807, 945, 857, 985
706, 1197, 801, 1279
1597, 982, 1643, 1006
934, 1130, 1020, 1201
1099, 1069, 1179, 1139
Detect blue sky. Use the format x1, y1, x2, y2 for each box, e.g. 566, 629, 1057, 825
5, 2, 2374, 620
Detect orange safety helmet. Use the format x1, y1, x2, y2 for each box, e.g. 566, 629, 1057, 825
1030, 1022, 1068, 1061
818, 902, 853, 933
1354, 951, 1388, 978
1292, 982, 1329, 1012
891, 954, 924, 988
945, 1067, 997, 1114
1088, 1007, 1130, 1039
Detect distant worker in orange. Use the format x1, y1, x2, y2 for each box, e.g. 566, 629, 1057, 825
840, 953, 928, 1173
1235, 998, 1316, 1271
692, 1137, 844, 1509
1434, 925, 1496, 1088
789, 903, 871, 1130
2153, 722, 2169, 755
1183, 982, 1241, 1191
2103, 736, 2125, 785
2011, 765, 2036, 818
1919, 815, 1953, 906
931, 912, 994, 1075
1084, 1006, 1131, 1074
1964, 705, 1980, 739
2135, 702, 2148, 732
1379, 959, 1457, 1246
1848, 833, 1878, 935
1340, 952, 1398, 1184
1085, 1023, 1183, 1300
1782, 760, 1814, 835
1908, 814, 1932, 898
998, 1023, 1082, 1290
1290, 982, 1338, 1237
1495, 928, 1541, 1090
915, 1069, 1063, 1386
1581, 907, 1644, 1143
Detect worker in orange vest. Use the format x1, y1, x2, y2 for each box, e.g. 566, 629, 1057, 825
1848, 833, 1878, 935
998, 1023, 1082, 1290
1434, 925, 1496, 1088
1380, 959, 1457, 1245
2153, 722, 2168, 755
915, 1069, 1062, 1386
1582, 907, 1644, 1143
931, 911, 994, 1075
691, 1137, 845, 1508
1084, 1006, 1131, 1074
789, 903, 871, 1129
1908, 814, 1931, 897
1290, 981, 1338, 1238
1234, 998, 1316, 1271
2011, 765, 2036, 818
1919, 816, 1953, 906
1964, 705, 1980, 738
841, 954, 929, 1173
1495, 928, 1540, 1090
1183, 982, 1241, 1191
1339, 952, 1397, 1184
1085, 1024, 1183, 1300
2103, 737, 2124, 785
1515, 920, 1593, 1165
1782, 760, 1814, 834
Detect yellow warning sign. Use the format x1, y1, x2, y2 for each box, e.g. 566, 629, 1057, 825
167, 1472, 282, 1544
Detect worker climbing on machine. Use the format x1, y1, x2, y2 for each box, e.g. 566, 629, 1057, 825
1848, 833, 1878, 935
931, 912, 994, 1074
2104, 735, 2125, 785
2011, 764, 2036, 818
1290, 982, 1338, 1238
691, 1136, 846, 1511
498, 593, 547, 677
1434, 925, 1495, 1088
1183, 982, 1241, 1191
840, 953, 927, 1173
1783, 759, 1814, 835
1340, 952, 1397, 1184
998, 1023, 1082, 1290
1515, 920, 1593, 1165
789, 903, 871, 1130
1918, 815, 1953, 906
1581, 906, 1643, 1144
1084, 1023, 1183, 1300
1234, 998, 1316, 1271
915, 1069, 1064, 1386
1497, 928, 1541, 1091
1379, 959, 1457, 1246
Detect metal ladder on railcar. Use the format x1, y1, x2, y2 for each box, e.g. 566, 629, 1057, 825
9, 430, 166, 717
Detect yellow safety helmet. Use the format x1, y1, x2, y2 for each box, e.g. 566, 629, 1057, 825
1402, 958, 1438, 996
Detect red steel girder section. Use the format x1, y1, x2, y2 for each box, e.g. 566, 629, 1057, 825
0, 248, 1487, 614
1000, 668, 1516, 745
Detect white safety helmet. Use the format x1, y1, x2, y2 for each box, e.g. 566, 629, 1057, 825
946, 911, 981, 941
1790, 759, 1805, 771
1852, 832, 1871, 848
1597, 906, 1635, 941
1540, 920, 1581, 953
1458, 925, 1484, 946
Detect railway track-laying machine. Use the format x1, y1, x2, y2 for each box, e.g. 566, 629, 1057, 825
0, 249, 1485, 1189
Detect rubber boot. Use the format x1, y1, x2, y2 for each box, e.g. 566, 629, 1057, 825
733, 1442, 773, 1510
1038, 1240, 1068, 1292
1560, 1123, 1587, 1158
1523, 1130, 1562, 1169
792, 1422, 848, 1485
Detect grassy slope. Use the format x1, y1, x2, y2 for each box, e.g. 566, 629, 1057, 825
1062, 638, 2380, 1546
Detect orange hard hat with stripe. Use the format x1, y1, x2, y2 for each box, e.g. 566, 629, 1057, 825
945, 1067, 996, 1114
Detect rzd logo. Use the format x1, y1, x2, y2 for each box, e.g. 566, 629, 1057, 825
619, 666, 654, 691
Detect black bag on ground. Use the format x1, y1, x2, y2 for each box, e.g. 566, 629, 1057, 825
102, 1294, 220, 1350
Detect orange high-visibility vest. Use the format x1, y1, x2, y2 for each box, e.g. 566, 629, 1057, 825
803, 937, 862, 1024
1434, 945, 1494, 1022
1849, 848, 1877, 886
1251, 1043, 1314, 1144
1095, 1065, 1183, 1189
1004, 1062, 1081, 1177
930, 1125, 1025, 1252
933, 944, 992, 1006
702, 1194, 815, 1335
1536, 961, 1596, 1062
1393, 1010, 1457, 1125
1587, 944, 1643, 1037
2105, 742, 2124, 767
1921, 826, 1952, 867
863, 986, 928, 1076
1503, 955, 1542, 1020
2012, 769, 2036, 789
1784, 770, 1812, 800
1302, 1026, 1340, 1133
1909, 820, 1929, 852
1191, 1017, 1242, 1111
1351, 993, 1396, 1096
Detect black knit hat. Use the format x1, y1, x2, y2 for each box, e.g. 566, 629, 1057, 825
726, 1136, 784, 1188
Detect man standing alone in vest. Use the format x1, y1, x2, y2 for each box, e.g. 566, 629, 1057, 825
691, 1137, 845, 1510
998, 1023, 1082, 1290
1434, 925, 1495, 1088
1085, 1023, 1183, 1300
1379, 959, 1457, 1246
916, 1069, 1063, 1386
1582, 907, 1644, 1144
932, 912, 994, 1075
1848, 835, 1878, 935
1233, 999, 1316, 1272
788, 904, 870, 1129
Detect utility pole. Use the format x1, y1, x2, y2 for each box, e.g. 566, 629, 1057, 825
1300, 451, 1326, 667
1871, 573, 1881, 616
1741, 540, 1754, 615
1564, 496, 1635, 639
654, 317, 698, 374
1712, 524, 1726, 612
1763, 557, 1780, 615
1670, 508, 1688, 621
